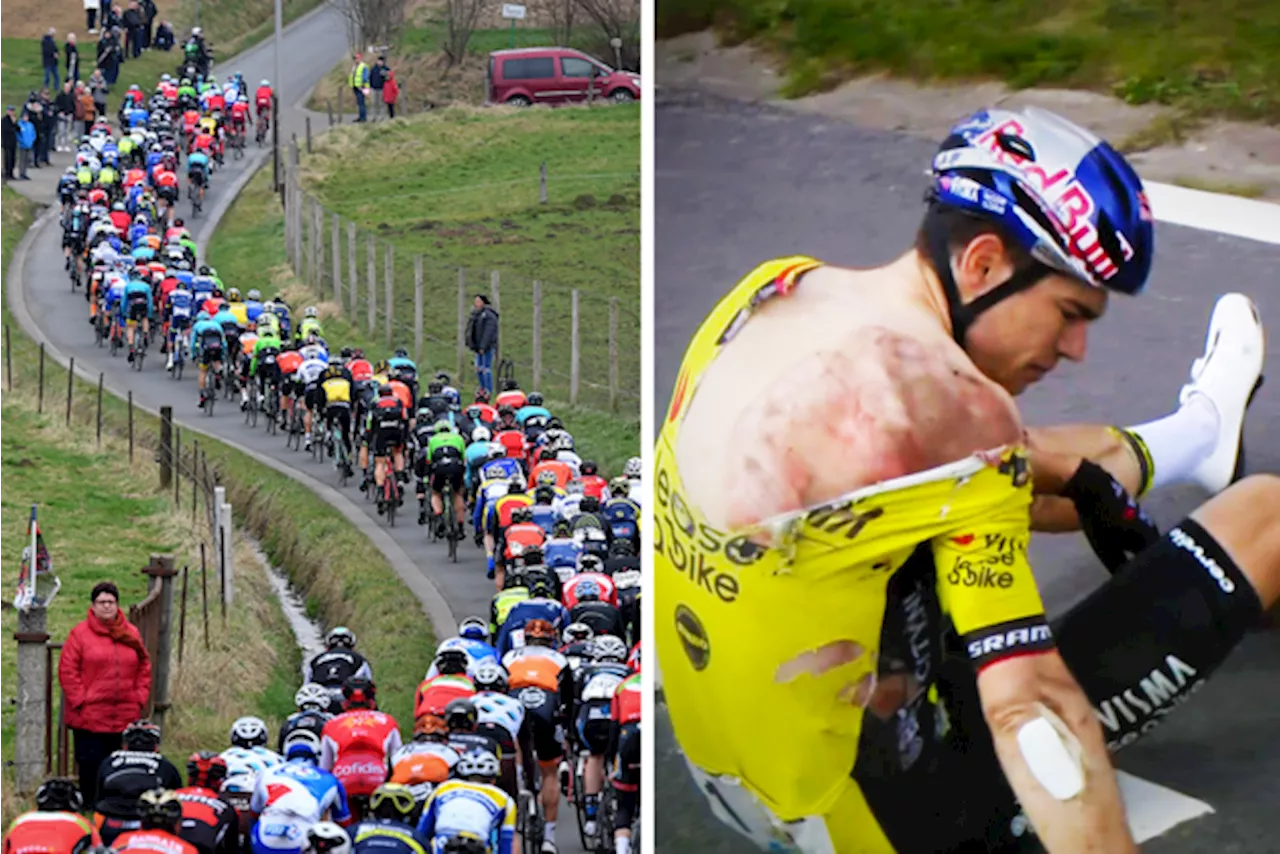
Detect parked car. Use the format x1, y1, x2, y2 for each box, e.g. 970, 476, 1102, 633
486, 47, 641, 107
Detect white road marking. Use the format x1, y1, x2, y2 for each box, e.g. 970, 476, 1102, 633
1146, 181, 1280, 245
1118, 770, 1216, 843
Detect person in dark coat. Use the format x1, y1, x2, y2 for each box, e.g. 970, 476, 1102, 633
97, 33, 120, 87
66, 33, 81, 83
55, 82, 76, 151
122, 2, 142, 59
465, 294, 500, 395
140, 0, 156, 48
153, 19, 174, 50
42, 28, 61, 91
2, 106, 18, 181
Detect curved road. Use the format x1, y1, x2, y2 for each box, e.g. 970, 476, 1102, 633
13, 8, 592, 850
654, 87, 1280, 853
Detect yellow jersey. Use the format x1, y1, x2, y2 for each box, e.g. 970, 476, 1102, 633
654, 257, 1050, 850
227, 301, 249, 327
321, 375, 351, 405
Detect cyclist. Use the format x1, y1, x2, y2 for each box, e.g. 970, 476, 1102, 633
221, 716, 284, 778
486, 479, 534, 585
119, 268, 153, 363
415, 748, 515, 854
269, 294, 293, 339
95, 720, 184, 844
306, 823, 352, 854
365, 384, 409, 513
186, 147, 210, 208
297, 338, 330, 451
251, 737, 352, 850
442, 699, 506, 782
494, 379, 526, 412
620, 456, 643, 506
563, 636, 629, 839
2, 777, 100, 850
390, 712, 461, 806
562, 561, 624, 639
305, 627, 374, 710
469, 663, 524, 798
255, 80, 273, 128
111, 789, 198, 854
281, 684, 339, 752
489, 563, 532, 641
600, 484, 640, 551
175, 752, 237, 854
319, 677, 403, 818
319, 363, 355, 473
497, 507, 547, 592
657, 105, 1278, 853
424, 421, 467, 541
189, 310, 227, 409
296, 305, 324, 343
607, 668, 641, 854
347, 783, 430, 852
212, 299, 243, 375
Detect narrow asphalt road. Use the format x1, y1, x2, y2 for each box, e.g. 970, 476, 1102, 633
654, 86, 1280, 853
12, 10, 594, 849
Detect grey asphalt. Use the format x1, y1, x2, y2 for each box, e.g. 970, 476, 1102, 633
654, 86, 1280, 853
12, 9, 592, 849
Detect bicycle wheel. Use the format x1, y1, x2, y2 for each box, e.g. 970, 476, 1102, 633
446, 490, 458, 563
574, 754, 590, 850
386, 477, 398, 527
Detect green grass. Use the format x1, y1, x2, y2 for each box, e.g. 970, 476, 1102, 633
295, 104, 640, 417
657, 0, 1280, 123
206, 165, 640, 476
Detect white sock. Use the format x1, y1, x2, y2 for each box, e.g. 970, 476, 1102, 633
544, 820, 556, 839
1125, 393, 1220, 491
615, 838, 630, 854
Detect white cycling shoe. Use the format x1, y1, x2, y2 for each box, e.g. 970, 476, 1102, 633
1179, 293, 1266, 495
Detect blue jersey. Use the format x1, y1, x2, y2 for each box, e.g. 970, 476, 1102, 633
128, 223, 149, 245
212, 307, 241, 334
495, 598, 569, 656
104, 278, 127, 312
146, 150, 164, 171
542, 539, 581, 570
529, 503, 559, 535
244, 299, 264, 324
464, 444, 493, 490
120, 280, 154, 319
168, 288, 195, 325
515, 405, 550, 426
602, 498, 640, 542
173, 270, 194, 289
272, 305, 292, 337
479, 458, 521, 483
349, 818, 431, 853
125, 108, 149, 128
130, 246, 156, 264
188, 151, 210, 173
425, 636, 499, 679
416, 779, 515, 854
250, 758, 351, 824
297, 343, 328, 364
189, 318, 226, 358
191, 276, 215, 304
388, 356, 416, 374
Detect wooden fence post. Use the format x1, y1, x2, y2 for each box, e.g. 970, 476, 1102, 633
348, 221, 358, 319
174, 426, 181, 507
456, 269, 465, 381
366, 235, 376, 335
414, 255, 424, 365
609, 297, 620, 411
540, 161, 547, 204
95, 373, 103, 445
65, 357, 74, 426
159, 406, 173, 490
306, 116, 312, 153
332, 213, 342, 308
178, 565, 188, 664
385, 244, 394, 348
531, 280, 542, 391
490, 270, 501, 370
570, 289, 580, 405
313, 202, 324, 290
37, 342, 45, 414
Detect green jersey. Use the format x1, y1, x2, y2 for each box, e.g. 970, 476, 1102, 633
490, 587, 529, 635
249, 333, 282, 375
427, 432, 465, 460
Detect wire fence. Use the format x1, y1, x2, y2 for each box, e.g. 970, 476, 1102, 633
278, 141, 640, 413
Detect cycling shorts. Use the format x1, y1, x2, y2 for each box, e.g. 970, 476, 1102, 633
157, 184, 178, 202
305, 382, 323, 412
200, 343, 224, 365
188, 168, 206, 186
372, 424, 404, 457
326, 405, 352, 443
518, 687, 563, 764
431, 459, 465, 494
574, 700, 614, 755
127, 298, 149, 322
250, 809, 308, 853
613, 721, 640, 790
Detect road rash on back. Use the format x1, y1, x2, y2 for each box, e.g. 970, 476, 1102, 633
674, 264, 1025, 534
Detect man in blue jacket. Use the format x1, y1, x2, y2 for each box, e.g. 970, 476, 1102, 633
16, 109, 35, 180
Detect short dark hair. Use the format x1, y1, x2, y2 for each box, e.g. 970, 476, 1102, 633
474, 294, 490, 305
914, 203, 1036, 274
90, 581, 120, 603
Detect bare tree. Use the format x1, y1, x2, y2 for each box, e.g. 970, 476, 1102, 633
443, 0, 490, 68
533, 0, 575, 46
336, 0, 406, 55
572, 0, 638, 69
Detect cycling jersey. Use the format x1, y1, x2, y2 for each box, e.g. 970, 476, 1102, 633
427, 432, 465, 463
489, 587, 529, 636
304, 648, 372, 689
473, 691, 525, 743
655, 256, 1047, 846
189, 319, 226, 361
295, 317, 324, 342
250, 759, 350, 851
279, 709, 335, 753
542, 538, 582, 572
502, 646, 567, 692
96, 750, 184, 818
296, 357, 327, 388
220, 746, 284, 782
249, 333, 283, 375
321, 375, 352, 405
415, 779, 515, 854
422, 637, 496, 681
562, 572, 618, 609
2, 810, 99, 851
175, 785, 238, 854
500, 522, 546, 566
579, 474, 610, 501
390, 739, 460, 792
111, 829, 199, 854
414, 674, 476, 721
348, 818, 431, 853
319, 709, 403, 798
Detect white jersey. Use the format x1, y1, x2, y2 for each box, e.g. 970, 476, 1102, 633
502, 645, 568, 671
298, 343, 329, 363
626, 477, 645, 508
221, 745, 284, 780
296, 357, 327, 385
473, 691, 524, 741
556, 450, 582, 478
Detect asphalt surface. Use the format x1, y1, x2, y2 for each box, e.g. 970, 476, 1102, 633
15, 9, 593, 850
654, 86, 1280, 853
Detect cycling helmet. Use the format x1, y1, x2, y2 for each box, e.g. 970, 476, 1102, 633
471, 426, 491, 443
262, 300, 277, 314
123, 719, 162, 751
306, 822, 351, 854
427, 381, 444, 395
186, 750, 228, 789
304, 305, 318, 318
444, 697, 478, 732
455, 748, 500, 782
138, 789, 183, 829
295, 682, 332, 712
536, 471, 558, 488
458, 616, 489, 643
552, 519, 573, 538
522, 618, 557, 645
227, 287, 241, 301
610, 477, 630, 497
472, 660, 509, 693
485, 443, 506, 461
283, 728, 322, 761
527, 391, 545, 406
261, 79, 271, 88
305, 332, 320, 346
198, 264, 210, 275
579, 554, 605, 574
573, 577, 603, 603
35, 777, 83, 812
342, 676, 377, 710
503, 567, 527, 590
378, 383, 395, 397
370, 782, 418, 821
563, 622, 594, 644
247, 288, 261, 300
581, 460, 598, 476
394, 347, 409, 359
273, 293, 287, 304
340, 346, 354, 360
432, 420, 453, 434
229, 716, 269, 749
325, 626, 356, 649
534, 485, 556, 504
521, 548, 546, 569
623, 457, 642, 478
510, 506, 533, 524
593, 635, 629, 663
434, 648, 469, 676
927, 106, 1154, 345
608, 539, 635, 557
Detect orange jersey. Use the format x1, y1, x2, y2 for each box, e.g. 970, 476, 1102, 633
506, 651, 563, 692
388, 379, 413, 410
240, 333, 259, 356
530, 460, 573, 490
390, 741, 459, 786
495, 390, 527, 410
503, 522, 546, 561
277, 350, 303, 375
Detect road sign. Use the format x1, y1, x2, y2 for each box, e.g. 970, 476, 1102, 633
501, 4, 526, 19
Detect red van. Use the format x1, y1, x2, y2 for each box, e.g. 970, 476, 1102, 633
486, 47, 641, 107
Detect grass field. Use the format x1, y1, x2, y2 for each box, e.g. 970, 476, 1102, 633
1, 185, 437, 814
657, 0, 1280, 124
298, 104, 639, 415
207, 166, 640, 475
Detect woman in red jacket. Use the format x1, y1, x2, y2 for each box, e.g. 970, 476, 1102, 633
57, 581, 152, 808
382, 69, 399, 119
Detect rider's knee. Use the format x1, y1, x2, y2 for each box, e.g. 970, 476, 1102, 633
1191, 474, 1280, 607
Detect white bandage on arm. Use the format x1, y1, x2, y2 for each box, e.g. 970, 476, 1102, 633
1016, 702, 1085, 801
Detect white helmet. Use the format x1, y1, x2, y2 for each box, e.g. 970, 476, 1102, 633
283, 728, 322, 761
325, 626, 356, 649
593, 635, 629, 663
455, 748, 500, 780
472, 660, 508, 693
306, 821, 350, 854
295, 682, 332, 712
229, 716, 268, 749
624, 456, 642, 479
471, 426, 491, 443
192, 26, 202, 36
304, 305, 318, 318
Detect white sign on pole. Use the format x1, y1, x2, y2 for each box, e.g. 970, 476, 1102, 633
501, 3, 527, 19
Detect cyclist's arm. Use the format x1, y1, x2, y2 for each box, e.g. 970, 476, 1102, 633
933, 501, 1134, 853
496, 798, 516, 854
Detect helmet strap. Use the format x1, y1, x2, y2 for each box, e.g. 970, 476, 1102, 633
924, 207, 1052, 347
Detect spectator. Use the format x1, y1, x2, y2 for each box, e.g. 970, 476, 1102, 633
2, 106, 17, 181
141, 0, 156, 48
98, 30, 121, 89
55, 82, 76, 151
102, 5, 122, 34
23, 95, 46, 168
348, 52, 369, 123
382, 68, 399, 120
122, 1, 142, 59
466, 294, 500, 395
16, 109, 35, 180
33, 92, 53, 166
84, 0, 101, 33
66, 33, 81, 83
42, 28, 60, 91
369, 54, 387, 119
89, 68, 109, 119
77, 81, 97, 134
57, 581, 152, 808
153, 19, 174, 50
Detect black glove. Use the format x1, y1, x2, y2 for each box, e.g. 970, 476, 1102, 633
1061, 459, 1160, 574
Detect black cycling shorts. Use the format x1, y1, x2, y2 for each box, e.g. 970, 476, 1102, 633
326, 405, 351, 444
612, 721, 640, 790
575, 700, 613, 755
200, 344, 223, 366
157, 184, 178, 202
127, 299, 148, 321
517, 687, 564, 764
372, 425, 404, 457
188, 168, 205, 186
430, 458, 465, 494
305, 382, 323, 412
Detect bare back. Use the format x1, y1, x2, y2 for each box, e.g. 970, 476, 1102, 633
675, 260, 1025, 531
